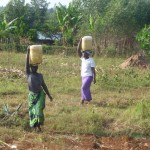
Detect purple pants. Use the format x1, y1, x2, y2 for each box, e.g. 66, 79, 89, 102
81, 76, 93, 101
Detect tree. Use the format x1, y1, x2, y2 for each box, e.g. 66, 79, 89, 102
29, 0, 49, 29
56, 1, 82, 46
104, 0, 150, 35
41, 9, 60, 39
4, 0, 26, 22
0, 14, 17, 37
4, 0, 30, 38
136, 25, 150, 51
3, 0, 50, 39
77, 0, 150, 55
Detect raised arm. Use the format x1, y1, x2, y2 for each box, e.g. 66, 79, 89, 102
25, 46, 30, 75
42, 81, 53, 101
77, 37, 82, 57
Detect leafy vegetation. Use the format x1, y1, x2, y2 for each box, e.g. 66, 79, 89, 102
0, 0, 150, 55
56, 2, 82, 46
1, 1, 150, 148
136, 25, 150, 51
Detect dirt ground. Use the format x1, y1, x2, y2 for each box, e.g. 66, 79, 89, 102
119, 51, 150, 69
1, 132, 150, 150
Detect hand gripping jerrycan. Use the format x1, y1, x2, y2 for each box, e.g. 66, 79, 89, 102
30, 45, 43, 65
82, 36, 93, 51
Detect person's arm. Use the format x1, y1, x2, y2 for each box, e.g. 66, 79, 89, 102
25, 46, 30, 75
91, 67, 96, 84
77, 37, 82, 57
42, 81, 53, 101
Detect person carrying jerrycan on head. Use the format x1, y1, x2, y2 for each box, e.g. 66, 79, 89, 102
77, 36, 96, 105
25, 45, 53, 132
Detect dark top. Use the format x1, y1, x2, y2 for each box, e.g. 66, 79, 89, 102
27, 73, 44, 93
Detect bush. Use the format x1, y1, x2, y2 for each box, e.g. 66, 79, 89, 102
27, 29, 38, 42
136, 25, 150, 51
42, 45, 76, 55
0, 43, 77, 55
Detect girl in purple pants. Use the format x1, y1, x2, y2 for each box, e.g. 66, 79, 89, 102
77, 37, 96, 104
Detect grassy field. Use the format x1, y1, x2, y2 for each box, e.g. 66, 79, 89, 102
0, 51, 150, 144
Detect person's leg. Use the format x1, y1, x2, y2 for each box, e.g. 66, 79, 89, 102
81, 76, 93, 103
37, 124, 41, 132
80, 100, 84, 105
36, 90, 46, 131
28, 91, 45, 129
81, 77, 86, 104
28, 92, 39, 128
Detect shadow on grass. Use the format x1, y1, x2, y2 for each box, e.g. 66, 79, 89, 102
93, 101, 130, 109
105, 129, 150, 139
0, 91, 23, 96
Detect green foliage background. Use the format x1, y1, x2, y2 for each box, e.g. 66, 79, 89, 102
0, 0, 150, 51
136, 25, 150, 51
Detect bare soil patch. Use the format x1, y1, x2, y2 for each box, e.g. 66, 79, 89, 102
120, 51, 150, 69
0, 67, 25, 78
1, 132, 150, 150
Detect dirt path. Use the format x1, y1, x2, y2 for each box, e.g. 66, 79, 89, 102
1, 132, 150, 150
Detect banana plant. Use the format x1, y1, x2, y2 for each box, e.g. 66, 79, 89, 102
0, 14, 18, 37
89, 14, 95, 33
56, 1, 82, 46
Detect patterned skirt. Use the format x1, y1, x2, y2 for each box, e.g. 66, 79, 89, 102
28, 90, 46, 127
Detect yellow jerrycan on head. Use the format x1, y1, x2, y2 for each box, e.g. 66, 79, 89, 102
30, 45, 43, 65
82, 36, 93, 51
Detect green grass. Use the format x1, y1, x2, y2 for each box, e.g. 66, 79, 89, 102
0, 51, 150, 141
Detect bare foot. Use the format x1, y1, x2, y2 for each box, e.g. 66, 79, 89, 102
37, 125, 42, 132
80, 100, 84, 105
